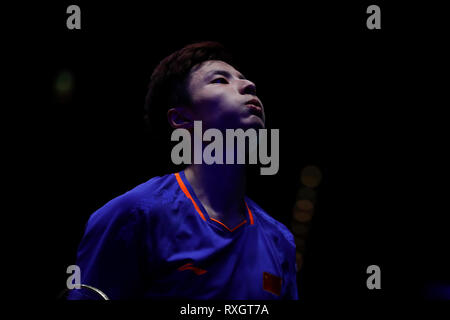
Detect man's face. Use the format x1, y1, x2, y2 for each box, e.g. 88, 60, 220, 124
185, 60, 265, 131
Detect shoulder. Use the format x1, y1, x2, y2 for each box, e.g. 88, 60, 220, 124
245, 197, 295, 250
86, 173, 177, 231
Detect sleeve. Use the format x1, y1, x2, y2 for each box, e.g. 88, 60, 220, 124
283, 256, 299, 299
67, 197, 147, 300
282, 234, 299, 300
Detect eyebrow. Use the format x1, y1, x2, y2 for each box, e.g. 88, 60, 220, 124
205, 69, 246, 80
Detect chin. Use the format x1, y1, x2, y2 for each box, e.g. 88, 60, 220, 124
241, 117, 265, 130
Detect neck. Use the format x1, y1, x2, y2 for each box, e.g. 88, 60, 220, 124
184, 164, 247, 224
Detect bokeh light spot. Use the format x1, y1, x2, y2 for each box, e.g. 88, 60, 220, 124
294, 236, 306, 251
54, 69, 74, 101
291, 220, 309, 237
300, 165, 322, 188
297, 187, 316, 203
293, 199, 314, 223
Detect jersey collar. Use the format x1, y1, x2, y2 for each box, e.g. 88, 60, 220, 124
174, 171, 254, 232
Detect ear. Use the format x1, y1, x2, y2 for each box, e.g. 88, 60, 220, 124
167, 107, 193, 129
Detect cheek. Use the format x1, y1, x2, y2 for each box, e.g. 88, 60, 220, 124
201, 88, 234, 105
194, 89, 239, 117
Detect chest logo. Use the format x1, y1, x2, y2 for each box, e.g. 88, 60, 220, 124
178, 262, 208, 275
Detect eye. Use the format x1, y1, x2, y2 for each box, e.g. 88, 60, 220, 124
211, 77, 229, 84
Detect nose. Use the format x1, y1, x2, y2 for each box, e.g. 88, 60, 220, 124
239, 79, 257, 96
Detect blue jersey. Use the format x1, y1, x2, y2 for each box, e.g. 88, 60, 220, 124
68, 171, 298, 300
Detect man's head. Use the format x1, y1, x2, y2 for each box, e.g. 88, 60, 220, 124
145, 42, 265, 136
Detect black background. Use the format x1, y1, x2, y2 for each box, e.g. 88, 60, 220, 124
8, 1, 449, 302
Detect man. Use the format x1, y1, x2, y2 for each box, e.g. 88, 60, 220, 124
68, 42, 298, 299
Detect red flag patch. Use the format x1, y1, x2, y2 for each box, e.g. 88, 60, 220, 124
263, 272, 282, 296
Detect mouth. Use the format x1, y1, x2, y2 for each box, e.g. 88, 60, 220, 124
245, 99, 263, 119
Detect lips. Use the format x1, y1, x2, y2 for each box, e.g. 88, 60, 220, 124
245, 99, 263, 118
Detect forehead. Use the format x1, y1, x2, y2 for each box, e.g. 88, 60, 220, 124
189, 60, 243, 80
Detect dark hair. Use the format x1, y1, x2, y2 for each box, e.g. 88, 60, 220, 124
144, 41, 233, 133
143, 41, 234, 172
